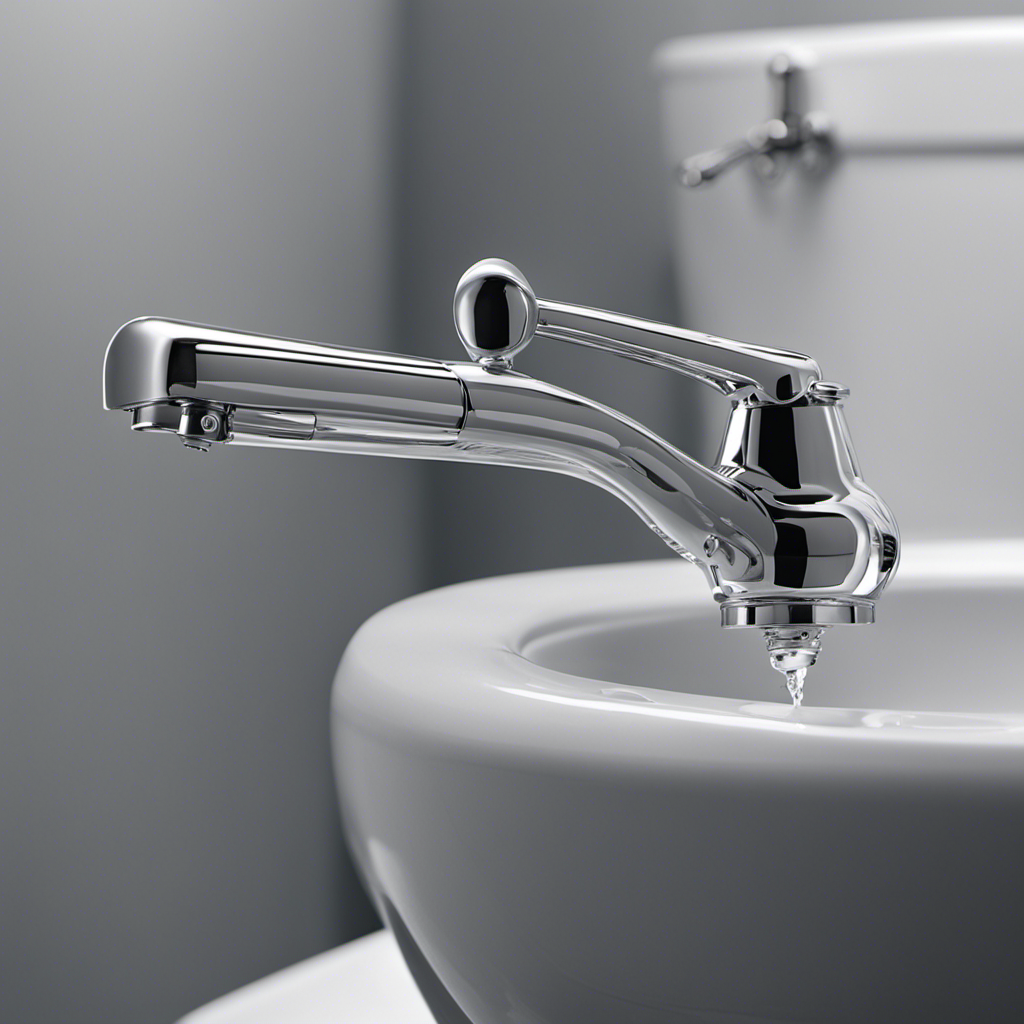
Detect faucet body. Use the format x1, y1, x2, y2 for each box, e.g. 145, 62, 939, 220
104, 260, 898, 635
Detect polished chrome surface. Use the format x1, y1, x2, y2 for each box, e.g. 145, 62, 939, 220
103, 317, 467, 439
453, 257, 538, 366
455, 258, 820, 402
451, 362, 766, 582
722, 600, 875, 627
104, 260, 897, 631
679, 53, 832, 187
230, 406, 317, 442
533, 298, 820, 402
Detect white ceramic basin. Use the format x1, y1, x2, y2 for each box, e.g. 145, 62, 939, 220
333, 540, 1024, 1024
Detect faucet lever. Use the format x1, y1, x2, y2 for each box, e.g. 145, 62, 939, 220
454, 258, 820, 403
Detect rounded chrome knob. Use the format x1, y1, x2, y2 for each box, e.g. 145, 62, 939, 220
453, 258, 538, 364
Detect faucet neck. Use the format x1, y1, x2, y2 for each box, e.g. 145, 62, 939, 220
713, 389, 899, 622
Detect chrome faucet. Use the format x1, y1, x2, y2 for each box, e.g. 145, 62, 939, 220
103, 258, 898, 679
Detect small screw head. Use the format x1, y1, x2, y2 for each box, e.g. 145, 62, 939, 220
453, 258, 538, 365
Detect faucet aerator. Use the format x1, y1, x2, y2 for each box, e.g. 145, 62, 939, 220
762, 625, 826, 674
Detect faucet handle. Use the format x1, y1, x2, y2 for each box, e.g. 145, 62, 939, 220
454, 258, 539, 366
453, 258, 820, 403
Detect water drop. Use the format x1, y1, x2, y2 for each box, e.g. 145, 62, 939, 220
761, 626, 826, 707
784, 668, 806, 707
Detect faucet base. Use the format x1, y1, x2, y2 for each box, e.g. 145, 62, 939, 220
720, 597, 875, 628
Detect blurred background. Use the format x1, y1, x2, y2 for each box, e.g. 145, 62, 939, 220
3, 2, 1021, 1022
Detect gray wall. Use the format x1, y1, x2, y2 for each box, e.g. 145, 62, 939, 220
2, 3, 407, 1022
6, 2, 1024, 1023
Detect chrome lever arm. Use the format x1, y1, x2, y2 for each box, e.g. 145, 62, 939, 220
677, 53, 832, 189
454, 259, 821, 403
534, 297, 819, 403
677, 134, 764, 187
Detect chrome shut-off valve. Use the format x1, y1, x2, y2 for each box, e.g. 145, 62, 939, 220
104, 257, 898, 673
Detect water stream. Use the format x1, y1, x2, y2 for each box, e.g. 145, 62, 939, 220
783, 667, 806, 707
762, 626, 825, 708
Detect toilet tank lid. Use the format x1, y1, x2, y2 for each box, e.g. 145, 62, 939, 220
653, 18, 1024, 148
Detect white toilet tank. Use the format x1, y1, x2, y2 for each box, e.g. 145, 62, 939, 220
654, 18, 1024, 540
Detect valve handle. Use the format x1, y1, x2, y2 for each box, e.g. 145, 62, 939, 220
453, 258, 821, 403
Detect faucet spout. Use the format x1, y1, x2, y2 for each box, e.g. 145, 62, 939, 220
103, 317, 468, 444
102, 316, 769, 586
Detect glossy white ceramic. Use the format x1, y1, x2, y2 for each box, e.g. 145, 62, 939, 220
334, 540, 1024, 1024
177, 931, 431, 1024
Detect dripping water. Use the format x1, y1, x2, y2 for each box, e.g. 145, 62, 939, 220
783, 667, 806, 707
762, 627, 826, 707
